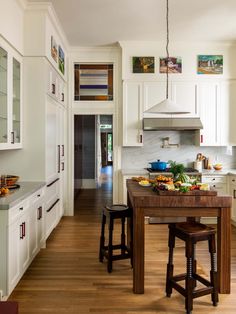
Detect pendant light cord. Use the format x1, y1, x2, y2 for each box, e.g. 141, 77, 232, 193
166, 0, 169, 99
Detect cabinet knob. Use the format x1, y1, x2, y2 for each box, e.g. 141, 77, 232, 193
232, 179, 235, 182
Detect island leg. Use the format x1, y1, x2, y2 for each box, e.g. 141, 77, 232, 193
217, 207, 231, 294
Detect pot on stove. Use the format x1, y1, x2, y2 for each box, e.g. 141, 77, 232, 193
149, 160, 167, 171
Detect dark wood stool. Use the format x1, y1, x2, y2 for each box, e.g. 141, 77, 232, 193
166, 222, 218, 314
99, 204, 133, 273
0, 301, 18, 314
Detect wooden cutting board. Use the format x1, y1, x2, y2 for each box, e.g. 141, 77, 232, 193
155, 189, 217, 196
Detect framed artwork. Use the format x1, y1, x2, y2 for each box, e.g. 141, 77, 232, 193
159, 57, 182, 73
51, 36, 58, 62
197, 55, 223, 74
132, 57, 155, 73
58, 45, 65, 75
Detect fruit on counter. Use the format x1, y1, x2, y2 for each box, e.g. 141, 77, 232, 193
0, 187, 10, 195
155, 175, 173, 182
132, 176, 148, 182
199, 183, 210, 191
190, 185, 200, 191
139, 180, 150, 185
213, 163, 223, 171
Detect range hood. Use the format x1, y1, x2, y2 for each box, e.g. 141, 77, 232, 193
143, 118, 203, 131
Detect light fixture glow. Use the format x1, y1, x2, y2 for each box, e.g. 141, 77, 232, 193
144, 0, 190, 115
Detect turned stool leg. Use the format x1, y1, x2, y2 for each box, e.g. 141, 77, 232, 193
209, 234, 218, 306
99, 213, 106, 262
121, 217, 126, 255
185, 240, 194, 314
107, 217, 114, 273
192, 243, 197, 288
166, 226, 175, 297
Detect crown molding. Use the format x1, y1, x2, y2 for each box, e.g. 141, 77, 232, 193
25, 1, 69, 49
16, 0, 27, 10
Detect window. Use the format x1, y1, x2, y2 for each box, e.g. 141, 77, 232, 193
74, 64, 113, 101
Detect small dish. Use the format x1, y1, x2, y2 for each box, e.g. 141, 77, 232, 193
139, 182, 151, 187
213, 164, 223, 171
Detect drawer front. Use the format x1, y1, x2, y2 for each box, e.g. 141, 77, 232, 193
46, 178, 59, 203
202, 175, 227, 184
9, 199, 29, 224
210, 183, 227, 195
29, 187, 45, 205
229, 176, 236, 185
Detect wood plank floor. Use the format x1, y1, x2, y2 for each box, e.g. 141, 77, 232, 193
9, 183, 236, 313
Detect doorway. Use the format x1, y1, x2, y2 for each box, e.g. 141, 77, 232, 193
74, 114, 113, 212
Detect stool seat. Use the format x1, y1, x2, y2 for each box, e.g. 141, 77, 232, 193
0, 301, 18, 314
166, 222, 218, 314
172, 221, 215, 237
99, 204, 132, 273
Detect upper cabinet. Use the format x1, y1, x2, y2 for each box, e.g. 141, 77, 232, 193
0, 39, 22, 150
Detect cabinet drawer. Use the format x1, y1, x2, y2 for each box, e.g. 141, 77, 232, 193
45, 198, 60, 238
9, 199, 29, 224
229, 176, 236, 185
46, 178, 59, 202
202, 175, 227, 184
29, 188, 45, 205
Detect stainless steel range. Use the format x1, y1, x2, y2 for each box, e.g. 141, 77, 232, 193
145, 167, 202, 224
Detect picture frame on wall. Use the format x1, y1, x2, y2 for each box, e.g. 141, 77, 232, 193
159, 57, 182, 73
58, 45, 65, 75
132, 56, 155, 73
51, 36, 58, 63
197, 55, 223, 74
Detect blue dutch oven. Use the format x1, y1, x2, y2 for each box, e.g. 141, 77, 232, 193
149, 160, 167, 171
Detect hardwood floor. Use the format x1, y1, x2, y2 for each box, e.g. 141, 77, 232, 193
9, 178, 236, 313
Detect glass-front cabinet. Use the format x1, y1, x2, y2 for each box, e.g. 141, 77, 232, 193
0, 40, 22, 149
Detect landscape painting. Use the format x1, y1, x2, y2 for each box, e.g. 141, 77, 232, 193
58, 45, 65, 75
159, 57, 182, 73
197, 55, 223, 74
132, 56, 155, 73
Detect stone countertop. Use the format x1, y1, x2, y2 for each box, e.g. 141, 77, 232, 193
202, 169, 236, 176
121, 169, 149, 176
0, 181, 45, 210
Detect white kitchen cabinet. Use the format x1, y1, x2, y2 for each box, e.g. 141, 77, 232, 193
8, 200, 30, 295
220, 81, 236, 146
197, 82, 220, 146
202, 175, 228, 195
123, 81, 143, 146
0, 186, 46, 297
201, 174, 228, 224
229, 176, 236, 224
0, 38, 22, 150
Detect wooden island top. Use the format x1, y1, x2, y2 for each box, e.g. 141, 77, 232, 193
126, 179, 232, 294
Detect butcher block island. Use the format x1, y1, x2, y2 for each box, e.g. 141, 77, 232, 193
126, 179, 232, 294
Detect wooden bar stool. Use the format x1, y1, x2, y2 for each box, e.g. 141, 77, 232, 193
99, 204, 133, 273
0, 301, 18, 314
166, 222, 218, 314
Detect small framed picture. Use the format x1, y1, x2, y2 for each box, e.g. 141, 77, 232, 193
58, 45, 65, 75
159, 57, 182, 73
51, 36, 58, 63
132, 56, 155, 73
197, 55, 223, 74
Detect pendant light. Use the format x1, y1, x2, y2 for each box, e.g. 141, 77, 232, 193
144, 0, 190, 114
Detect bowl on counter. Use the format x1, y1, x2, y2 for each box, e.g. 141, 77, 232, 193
0, 175, 19, 187
213, 164, 223, 171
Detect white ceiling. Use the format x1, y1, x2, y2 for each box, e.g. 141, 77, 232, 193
28, 0, 236, 47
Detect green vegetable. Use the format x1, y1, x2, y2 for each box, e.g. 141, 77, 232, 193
176, 173, 190, 183
168, 160, 185, 178
179, 186, 190, 193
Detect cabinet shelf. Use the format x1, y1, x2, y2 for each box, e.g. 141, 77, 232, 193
0, 116, 7, 120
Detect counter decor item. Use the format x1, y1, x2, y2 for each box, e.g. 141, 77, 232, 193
213, 163, 223, 171
0, 175, 19, 187
149, 160, 167, 171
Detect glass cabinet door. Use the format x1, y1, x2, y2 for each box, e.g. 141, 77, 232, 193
12, 58, 21, 143
0, 47, 8, 144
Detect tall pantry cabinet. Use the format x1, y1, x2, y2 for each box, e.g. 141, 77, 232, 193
22, 3, 68, 229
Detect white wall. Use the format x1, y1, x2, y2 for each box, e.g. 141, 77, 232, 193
0, 0, 25, 54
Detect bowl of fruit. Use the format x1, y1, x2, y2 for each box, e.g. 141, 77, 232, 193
213, 164, 223, 171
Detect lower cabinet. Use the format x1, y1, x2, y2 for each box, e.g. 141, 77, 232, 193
0, 184, 62, 298
229, 175, 236, 223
